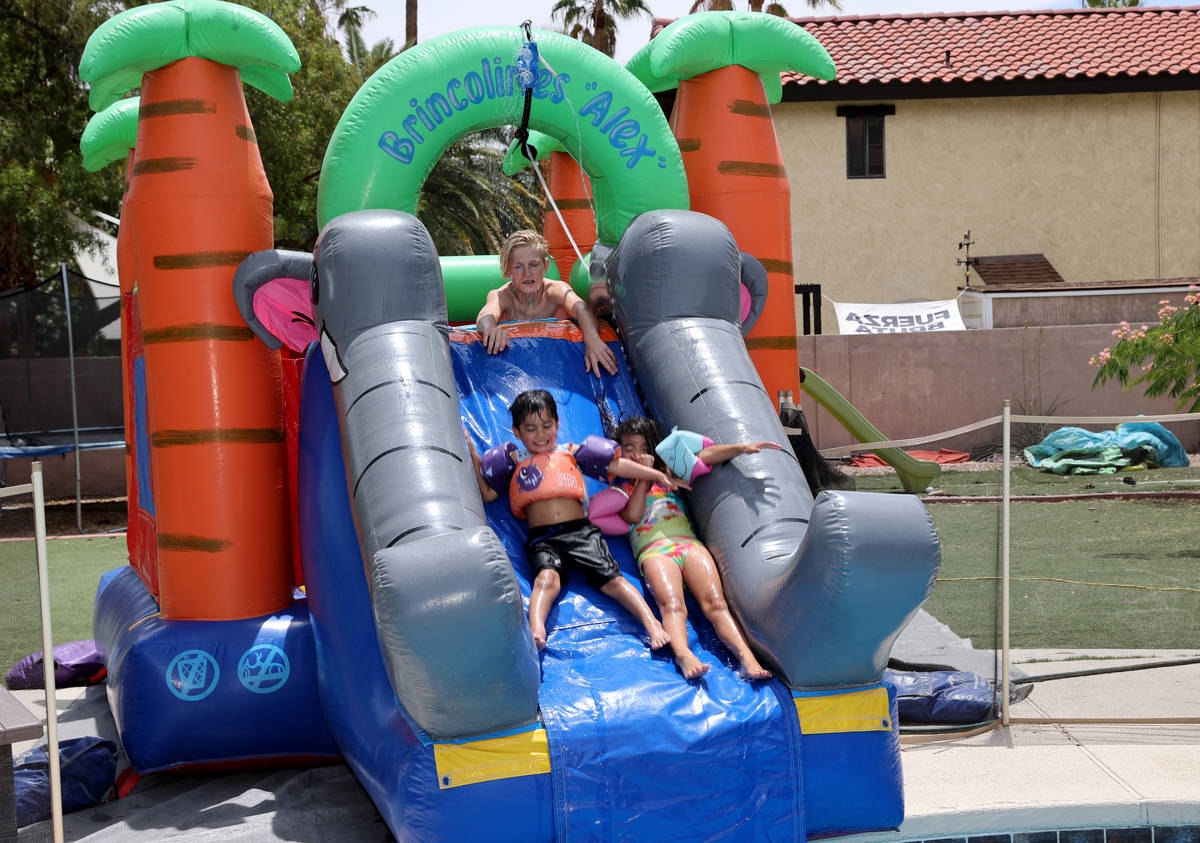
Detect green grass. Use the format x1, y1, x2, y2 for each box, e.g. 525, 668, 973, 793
1, 536, 127, 685
923, 498, 1200, 650
848, 461, 1200, 650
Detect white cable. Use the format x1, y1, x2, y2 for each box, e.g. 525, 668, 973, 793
528, 155, 588, 271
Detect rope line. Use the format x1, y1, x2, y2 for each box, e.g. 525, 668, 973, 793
818, 411, 1200, 457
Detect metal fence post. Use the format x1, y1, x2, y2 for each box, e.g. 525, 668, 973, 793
1001, 399, 1012, 727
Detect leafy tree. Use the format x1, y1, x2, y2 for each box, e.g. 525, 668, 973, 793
552, 0, 651, 57
0, 1, 128, 357
0, 1, 126, 293
0, 0, 549, 358
1082, 0, 1138, 7
1090, 289, 1200, 412
328, 2, 376, 70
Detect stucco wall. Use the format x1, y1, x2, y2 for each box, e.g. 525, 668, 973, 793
776, 90, 1200, 314
799, 323, 1200, 454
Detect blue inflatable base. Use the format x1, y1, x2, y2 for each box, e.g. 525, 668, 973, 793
94, 566, 338, 773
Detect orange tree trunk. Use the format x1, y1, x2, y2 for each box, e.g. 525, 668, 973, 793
124, 57, 291, 620
670, 65, 802, 401
543, 151, 596, 283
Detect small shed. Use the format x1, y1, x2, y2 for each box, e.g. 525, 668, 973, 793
958, 254, 1196, 329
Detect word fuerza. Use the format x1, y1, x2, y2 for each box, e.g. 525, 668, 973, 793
842, 310, 956, 333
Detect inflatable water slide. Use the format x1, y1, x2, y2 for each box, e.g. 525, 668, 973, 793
79, 5, 941, 840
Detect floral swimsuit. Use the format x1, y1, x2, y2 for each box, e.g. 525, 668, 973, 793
620, 480, 703, 570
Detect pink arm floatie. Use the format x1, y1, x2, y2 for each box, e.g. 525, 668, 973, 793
587, 485, 630, 536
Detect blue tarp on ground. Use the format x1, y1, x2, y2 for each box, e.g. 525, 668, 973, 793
1024, 422, 1189, 475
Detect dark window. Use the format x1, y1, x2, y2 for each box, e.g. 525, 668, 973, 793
837, 105, 894, 179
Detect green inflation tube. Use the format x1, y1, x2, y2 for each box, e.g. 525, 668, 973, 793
318, 26, 688, 246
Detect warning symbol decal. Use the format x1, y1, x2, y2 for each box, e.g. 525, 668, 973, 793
237, 644, 290, 695
165, 650, 220, 701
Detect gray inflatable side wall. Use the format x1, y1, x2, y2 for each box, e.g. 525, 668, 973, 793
313, 209, 540, 738
607, 210, 941, 689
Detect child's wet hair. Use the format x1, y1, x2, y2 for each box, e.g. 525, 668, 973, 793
499, 230, 549, 276
510, 389, 559, 427
615, 416, 667, 472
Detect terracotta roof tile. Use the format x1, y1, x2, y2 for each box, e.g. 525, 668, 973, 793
655, 7, 1200, 89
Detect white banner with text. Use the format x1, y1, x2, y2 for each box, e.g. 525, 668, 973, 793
831, 299, 966, 334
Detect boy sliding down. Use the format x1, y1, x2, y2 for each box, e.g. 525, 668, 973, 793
468, 389, 683, 650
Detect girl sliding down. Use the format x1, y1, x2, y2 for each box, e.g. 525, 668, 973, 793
610, 417, 779, 681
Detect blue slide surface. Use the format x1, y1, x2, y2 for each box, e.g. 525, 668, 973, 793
453, 332, 806, 840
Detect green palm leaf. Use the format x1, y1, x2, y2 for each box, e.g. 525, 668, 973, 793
552, 0, 651, 57
626, 10, 834, 99
79, 0, 301, 112
80, 97, 140, 173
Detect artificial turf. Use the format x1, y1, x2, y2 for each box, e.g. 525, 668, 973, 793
1, 536, 126, 685
922, 497, 1200, 650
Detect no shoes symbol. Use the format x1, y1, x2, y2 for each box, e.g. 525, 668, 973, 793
237, 644, 290, 694
165, 649, 220, 701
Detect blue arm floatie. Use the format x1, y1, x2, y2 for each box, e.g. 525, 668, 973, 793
655, 428, 714, 483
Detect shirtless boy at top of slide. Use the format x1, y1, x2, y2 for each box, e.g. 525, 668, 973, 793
475, 230, 617, 377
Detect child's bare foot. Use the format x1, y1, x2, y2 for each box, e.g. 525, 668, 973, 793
644, 620, 671, 650
531, 622, 548, 649
739, 653, 772, 680
676, 652, 710, 680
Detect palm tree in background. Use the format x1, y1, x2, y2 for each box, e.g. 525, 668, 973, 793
552, 0, 651, 57
420, 130, 545, 256
342, 25, 399, 76
329, 3, 377, 69
406, 0, 417, 49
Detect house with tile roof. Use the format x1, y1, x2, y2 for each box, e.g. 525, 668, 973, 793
654, 7, 1200, 332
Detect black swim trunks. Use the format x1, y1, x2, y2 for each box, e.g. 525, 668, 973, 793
525, 518, 621, 588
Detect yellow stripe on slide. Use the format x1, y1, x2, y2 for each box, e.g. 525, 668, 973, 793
433, 728, 551, 790
794, 687, 892, 735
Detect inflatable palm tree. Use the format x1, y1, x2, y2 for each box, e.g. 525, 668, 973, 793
627, 11, 835, 398
79, 0, 300, 621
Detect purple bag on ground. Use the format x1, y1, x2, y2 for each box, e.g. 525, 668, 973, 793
5, 640, 105, 690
